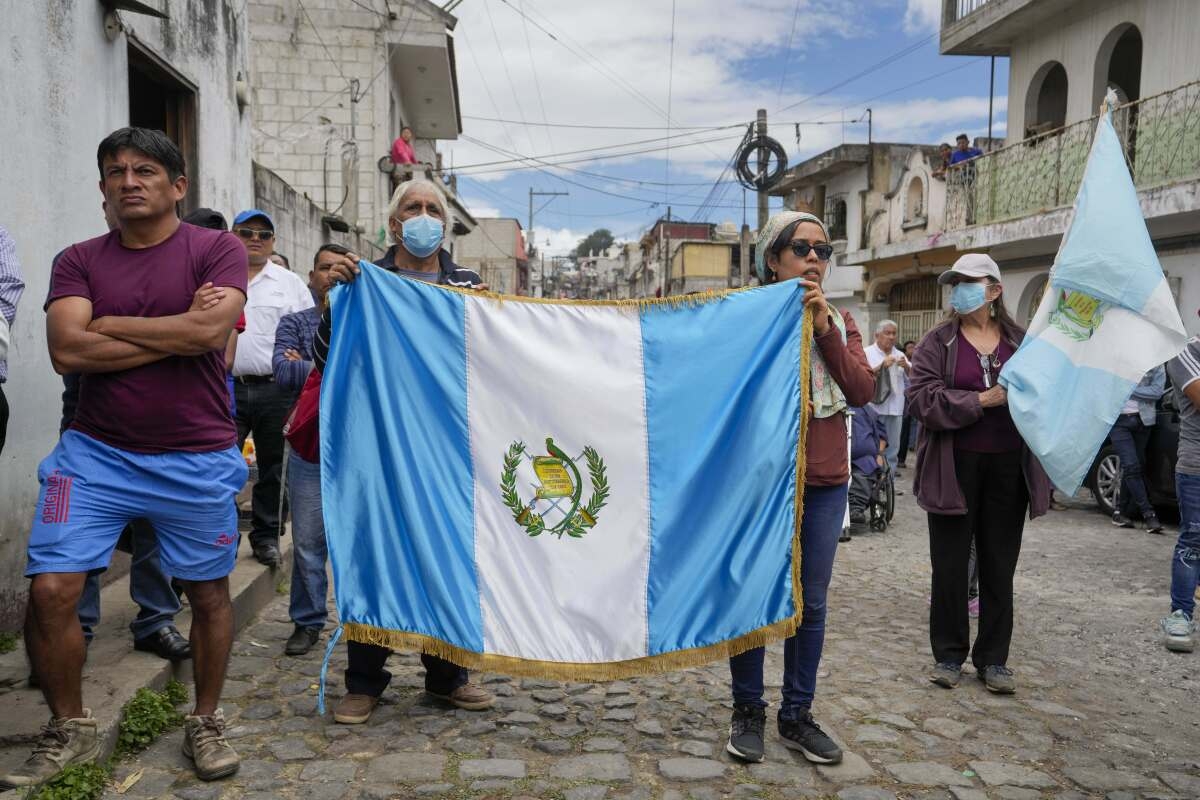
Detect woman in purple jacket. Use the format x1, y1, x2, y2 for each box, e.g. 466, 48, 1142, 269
906, 254, 1050, 695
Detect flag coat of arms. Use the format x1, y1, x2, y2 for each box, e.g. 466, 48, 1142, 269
319, 264, 814, 679
999, 98, 1188, 495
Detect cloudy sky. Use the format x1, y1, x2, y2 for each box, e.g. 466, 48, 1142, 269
441, 0, 1008, 255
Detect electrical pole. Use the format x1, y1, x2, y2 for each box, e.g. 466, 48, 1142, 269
528, 188, 567, 296
755, 109, 769, 236
661, 207, 672, 297
739, 223, 750, 288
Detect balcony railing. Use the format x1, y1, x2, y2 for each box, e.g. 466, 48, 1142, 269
951, 0, 995, 22
945, 79, 1200, 230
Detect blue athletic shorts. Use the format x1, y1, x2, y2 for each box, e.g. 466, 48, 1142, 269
26, 430, 249, 581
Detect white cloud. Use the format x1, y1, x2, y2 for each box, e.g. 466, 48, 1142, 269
903, 0, 941, 35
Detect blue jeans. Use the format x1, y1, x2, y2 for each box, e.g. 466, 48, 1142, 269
77, 518, 180, 642
729, 483, 848, 717
288, 450, 329, 629
1111, 414, 1153, 519
1171, 472, 1200, 618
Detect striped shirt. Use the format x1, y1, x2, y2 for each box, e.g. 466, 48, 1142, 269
0, 226, 26, 382
272, 305, 321, 391
1168, 337, 1200, 474
312, 247, 482, 374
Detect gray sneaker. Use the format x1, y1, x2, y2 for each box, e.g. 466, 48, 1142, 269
183, 709, 240, 781
1162, 610, 1195, 652
929, 662, 962, 688
0, 710, 100, 788
978, 664, 1016, 694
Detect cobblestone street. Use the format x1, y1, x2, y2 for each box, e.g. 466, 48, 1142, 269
105, 483, 1200, 800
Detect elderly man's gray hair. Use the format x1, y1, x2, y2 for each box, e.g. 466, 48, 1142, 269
386, 178, 449, 243
875, 319, 899, 334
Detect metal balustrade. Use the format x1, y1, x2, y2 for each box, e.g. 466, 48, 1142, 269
944, 80, 1200, 230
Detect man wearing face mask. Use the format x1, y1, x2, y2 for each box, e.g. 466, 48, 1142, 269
906, 253, 1050, 695
311, 179, 496, 723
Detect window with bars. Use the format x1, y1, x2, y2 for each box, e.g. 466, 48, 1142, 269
889, 276, 943, 343
825, 196, 848, 241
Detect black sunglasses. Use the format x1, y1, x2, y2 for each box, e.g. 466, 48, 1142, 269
788, 240, 834, 261
233, 227, 274, 241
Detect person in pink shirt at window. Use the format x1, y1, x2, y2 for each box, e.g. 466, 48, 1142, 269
390, 125, 417, 167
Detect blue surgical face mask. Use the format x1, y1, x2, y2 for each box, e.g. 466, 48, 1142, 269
401, 214, 444, 258
950, 281, 988, 314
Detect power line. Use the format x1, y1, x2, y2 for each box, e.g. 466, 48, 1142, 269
482, 0, 536, 154
346, 0, 389, 18
459, 26, 523, 156
450, 125, 744, 171
296, 0, 349, 85
462, 115, 749, 131
775, 31, 938, 114
517, 0, 556, 153
663, 0, 676, 207
462, 136, 750, 209
457, 134, 736, 186
776, 0, 802, 107
454, 131, 747, 176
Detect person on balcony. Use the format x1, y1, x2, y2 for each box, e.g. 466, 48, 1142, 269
389, 126, 419, 185
949, 133, 983, 165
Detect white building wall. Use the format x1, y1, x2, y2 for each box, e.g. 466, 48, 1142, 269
0, 0, 253, 628
248, 0, 453, 245
1006, 0, 1200, 141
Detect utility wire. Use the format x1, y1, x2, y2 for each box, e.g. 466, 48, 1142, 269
462, 115, 751, 131
663, 0, 676, 207
775, 31, 938, 114
776, 0, 802, 107
463, 136, 749, 209
346, 0, 389, 18
457, 134, 731, 186
459, 26, 524, 156
451, 125, 744, 170
296, 0, 349, 84
517, 0, 556, 153
482, 0, 536, 154
454, 131, 746, 176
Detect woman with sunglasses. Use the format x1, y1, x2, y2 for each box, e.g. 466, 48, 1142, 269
725, 211, 874, 765
906, 254, 1050, 695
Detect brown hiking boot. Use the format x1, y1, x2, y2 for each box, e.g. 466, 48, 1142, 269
428, 682, 495, 711
0, 711, 100, 788
182, 709, 240, 781
333, 693, 379, 724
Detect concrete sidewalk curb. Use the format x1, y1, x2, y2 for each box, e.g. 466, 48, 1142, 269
0, 540, 293, 782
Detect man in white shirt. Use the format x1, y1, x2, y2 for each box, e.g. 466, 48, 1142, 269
230, 209, 314, 566
864, 319, 910, 476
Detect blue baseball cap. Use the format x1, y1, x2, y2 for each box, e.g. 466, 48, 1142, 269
233, 208, 274, 230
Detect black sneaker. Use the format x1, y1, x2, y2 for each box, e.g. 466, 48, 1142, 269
1112, 512, 1134, 528
725, 703, 766, 763
284, 625, 321, 656
1145, 514, 1164, 534
929, 661, 962, 688
778, 710, 842, 764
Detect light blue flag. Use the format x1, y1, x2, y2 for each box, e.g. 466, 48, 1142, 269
319, 263, 814, 680
1000, 98, 1187, 495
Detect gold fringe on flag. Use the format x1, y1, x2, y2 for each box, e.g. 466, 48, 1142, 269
338, 281, 816, 682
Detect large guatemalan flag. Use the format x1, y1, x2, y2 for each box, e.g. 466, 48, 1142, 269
1000, 95, 1187, 495
318, 263, 814, 681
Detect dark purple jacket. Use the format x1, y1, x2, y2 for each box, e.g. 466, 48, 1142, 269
905, 319, 1052, 518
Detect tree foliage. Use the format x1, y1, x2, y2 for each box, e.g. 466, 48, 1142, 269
573, 229, 615, 259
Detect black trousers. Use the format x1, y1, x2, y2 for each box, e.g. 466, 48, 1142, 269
344, 641, 468, 698
927, 449, 1027, 669
234, 380, 296, 548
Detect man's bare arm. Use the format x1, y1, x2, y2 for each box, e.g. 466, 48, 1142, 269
47, 296, 170, 375
88, 289, 246, 357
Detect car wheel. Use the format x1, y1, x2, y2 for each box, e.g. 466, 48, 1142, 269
1088, 446, 1120, 516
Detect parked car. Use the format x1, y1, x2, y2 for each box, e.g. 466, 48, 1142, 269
1085, 387, 1179, 516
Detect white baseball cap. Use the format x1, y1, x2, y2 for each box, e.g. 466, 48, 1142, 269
937, 253, 1001, 285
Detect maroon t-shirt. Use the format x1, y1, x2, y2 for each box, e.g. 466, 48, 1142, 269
48, 223, 248, 453
954, 330, 1023, 454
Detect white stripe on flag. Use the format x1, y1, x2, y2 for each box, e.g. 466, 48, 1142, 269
466, 299, 652, 663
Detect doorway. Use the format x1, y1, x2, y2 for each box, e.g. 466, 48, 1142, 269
127, 41, 198, 212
